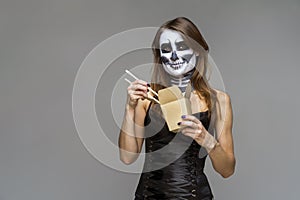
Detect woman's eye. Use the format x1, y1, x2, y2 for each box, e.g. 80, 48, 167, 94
178, 44, 189, 50
161, 47, 171, 53
161, 43, 172, 53
162, 48, 171, 53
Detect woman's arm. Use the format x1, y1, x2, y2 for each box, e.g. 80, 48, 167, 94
118, 80, 149, 165
179, 91, 235, 178
207, 92, 235, 178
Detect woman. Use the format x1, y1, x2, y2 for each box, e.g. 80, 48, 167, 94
118, 17, 235, 200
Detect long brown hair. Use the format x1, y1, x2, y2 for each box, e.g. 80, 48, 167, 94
150, 17, 217, 119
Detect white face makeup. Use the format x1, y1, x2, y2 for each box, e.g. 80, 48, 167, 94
159, 29, 197, 77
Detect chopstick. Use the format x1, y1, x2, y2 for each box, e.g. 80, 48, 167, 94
125, 70, 159, 97
124, 78, 160, 104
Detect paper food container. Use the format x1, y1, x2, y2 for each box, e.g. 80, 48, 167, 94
158, 85, 192, 132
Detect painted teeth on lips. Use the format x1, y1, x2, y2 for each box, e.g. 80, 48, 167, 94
169, 61, 185, 65
171, 65, 181, 70
168, 61, 185, 70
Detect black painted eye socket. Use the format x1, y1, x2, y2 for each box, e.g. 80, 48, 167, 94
161, 43, 172, 53
176, 41, 189, 51
161, 49, 171, 53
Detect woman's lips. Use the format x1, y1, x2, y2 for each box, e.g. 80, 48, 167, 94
168, 61, 186, 70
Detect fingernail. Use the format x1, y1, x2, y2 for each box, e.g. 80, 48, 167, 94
177, 122, 181, 125
181, 115, 186, 119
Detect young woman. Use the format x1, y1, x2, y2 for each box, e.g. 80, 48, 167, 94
118, 17, 235, 200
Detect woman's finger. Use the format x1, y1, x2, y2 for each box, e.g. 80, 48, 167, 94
181, 114, 202, 125
131, 91, 148, 98
134, 79, 148, 86
128, 80, 148, 93
129, 94, 145, 101
133, 84, 148, 92
128, 84, 147, 92
181, 127, 202, 134
181, 128, 206, 141
181, 131, 197, 140
178, 120, 200, 129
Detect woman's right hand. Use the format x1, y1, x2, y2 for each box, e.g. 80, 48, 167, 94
126, 79, 148, 109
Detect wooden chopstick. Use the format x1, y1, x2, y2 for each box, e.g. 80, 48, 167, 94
125, 70, 159, 97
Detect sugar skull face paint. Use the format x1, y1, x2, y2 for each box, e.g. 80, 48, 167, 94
159, 29, 197, 77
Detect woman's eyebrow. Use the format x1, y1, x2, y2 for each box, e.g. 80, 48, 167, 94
160, 42, 171, 48
161, 40, 170, 44
175, 41, 186, 45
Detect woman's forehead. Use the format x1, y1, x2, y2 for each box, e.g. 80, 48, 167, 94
159, 29, 184, 44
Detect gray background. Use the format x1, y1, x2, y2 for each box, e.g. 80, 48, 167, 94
1, 0, 299, 199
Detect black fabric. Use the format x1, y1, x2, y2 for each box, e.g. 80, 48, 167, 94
134, 102, 214, 200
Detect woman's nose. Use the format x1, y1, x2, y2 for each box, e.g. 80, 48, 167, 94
170, 51, 179, 61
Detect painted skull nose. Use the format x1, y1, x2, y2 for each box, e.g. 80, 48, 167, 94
170, 51, 179, 61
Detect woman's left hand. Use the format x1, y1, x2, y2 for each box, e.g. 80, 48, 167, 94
178, 114, 217, 152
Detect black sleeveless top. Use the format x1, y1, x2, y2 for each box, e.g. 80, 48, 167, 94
134, 102, 214, 200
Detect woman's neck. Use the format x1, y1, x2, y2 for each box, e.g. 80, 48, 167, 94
169, 68, 195, 92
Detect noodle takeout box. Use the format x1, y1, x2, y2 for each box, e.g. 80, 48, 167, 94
157, 85, 192, 132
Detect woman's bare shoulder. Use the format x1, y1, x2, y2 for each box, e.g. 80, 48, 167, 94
210, 88, 233, 124
211, 88, 231, 104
